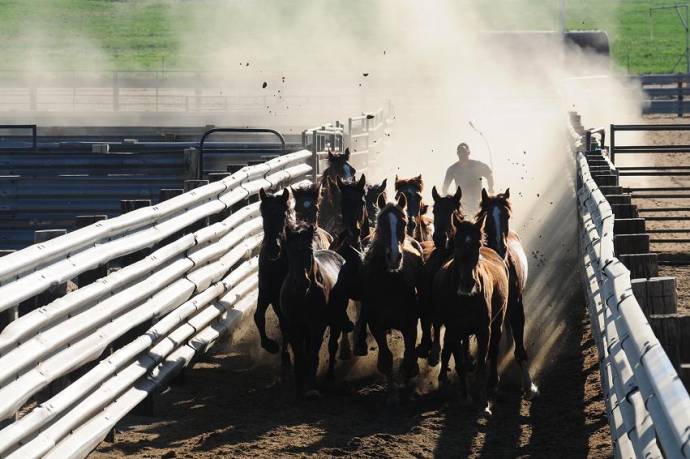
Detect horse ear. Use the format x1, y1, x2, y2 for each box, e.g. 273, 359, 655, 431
394, 175, 399, 187
328, 151, 335, 161
396, 192, 407, 211
481, 188, 489, 205
379, 178, 387, 191
432, 186, 441, 202
307, 224, 315, 238
504, 188, 510, 199
314, 182, 321, 196
357, 174, 366, 190
376, 192, 387, 209
281, 188, 289, 202
343, 148, 351, 160
454, 186, 462, 204
259, 188, 268, 201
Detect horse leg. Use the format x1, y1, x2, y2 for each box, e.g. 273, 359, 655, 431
438, 329, 453, 385
353, 301, 368, 356
402, 320, 420, 380
304, 324, 324, 401
291, 334, 305, 400
254, 299, 279, 354
452, 337, 470, 404
372, 327, 397, 405
508, 295, 539, 399
273, 303, 292, 379
487, 318, 503, 394
327, 324, 340, 382
475, 329, 491, 416
415, 292, 432, 359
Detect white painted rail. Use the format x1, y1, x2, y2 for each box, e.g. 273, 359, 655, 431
0, 149, 312, 457
0, 105, 394, 458
574, 128, 690, 459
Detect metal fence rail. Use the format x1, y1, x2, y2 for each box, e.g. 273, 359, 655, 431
0, 105, 393, 457
573, 126, 690, 458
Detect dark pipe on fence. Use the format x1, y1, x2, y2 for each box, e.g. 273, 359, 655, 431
0, 124, 37, 150
198, 128, 286, 180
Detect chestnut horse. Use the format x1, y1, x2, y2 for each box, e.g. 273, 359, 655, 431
361, 193, 425, 404
476, 188, 539, 399
255, 188, 292, 372
394, 174, 433, 243
432, 217, 508, 415
280, 223, 346, 399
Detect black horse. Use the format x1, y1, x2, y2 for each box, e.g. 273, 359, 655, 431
360, 193, 425, 404
365, 178, 387, 229
318, 149, 356, 235
291, 182, 333, 248
255, 188, 292, 373
280, 222, 346, 399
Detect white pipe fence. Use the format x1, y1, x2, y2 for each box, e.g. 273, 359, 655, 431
0, 105, 394, 458
0, 149, 312, 457
574, 128, 690, 459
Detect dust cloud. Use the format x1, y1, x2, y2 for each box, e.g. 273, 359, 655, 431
2, 1, 646, 383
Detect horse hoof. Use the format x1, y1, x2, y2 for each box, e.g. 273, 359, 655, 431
342, 319, 354, 333
415, 342, 431, 359
261, 338, 280, 354
339, 345, 353, 361
305, 389, 321, 401
524, 383, 540, 400
353, 341, 368, 357
428, 349, 440, 367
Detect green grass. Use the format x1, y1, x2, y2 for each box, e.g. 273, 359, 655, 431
0, 0, 688, 74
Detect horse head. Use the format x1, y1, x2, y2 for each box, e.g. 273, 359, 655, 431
453, 215, 484, 296
259, 187, 291, 260
432, 185, 463, 250
291, 182, 321, 224
284, 222, 316, 290
376, 192, 408, 272
478, 188, 511, 259
337, 174, 367, 240
394, 174, 424, 237
322, 148, 356, 183
365, 178, 387, 228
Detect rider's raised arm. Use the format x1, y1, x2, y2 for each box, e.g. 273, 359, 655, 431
481, 161, 494, 193
442, 165, 454, 195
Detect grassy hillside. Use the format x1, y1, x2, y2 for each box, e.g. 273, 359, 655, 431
0, 0, 686, 74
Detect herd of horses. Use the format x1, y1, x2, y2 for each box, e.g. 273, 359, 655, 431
254, 150, 539, 415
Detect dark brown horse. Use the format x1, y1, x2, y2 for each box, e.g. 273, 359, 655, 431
422, 185, 464, 364
321, 148, 356, 184
476, 188, 539, 399
255, 188, 292, 372
291, 182, 333, 249
279, 222, 346, 399
432, 216, 509, 414
365, 178, 387, 229
360, 193, 425, 404
394, 175, 433, 242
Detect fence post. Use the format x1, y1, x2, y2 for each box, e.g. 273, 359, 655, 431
113, 72, 120, 112
312, 130, 319, 179
184, 147, 201, 180
679, 74, 684, 118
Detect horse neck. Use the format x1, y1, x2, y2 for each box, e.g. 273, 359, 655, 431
286, 254, 316, 284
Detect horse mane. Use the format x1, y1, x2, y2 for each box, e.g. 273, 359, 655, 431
475, 191, 512, 223
394, 175, 424, 192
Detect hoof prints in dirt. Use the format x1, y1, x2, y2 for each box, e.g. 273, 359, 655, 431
93, 308, 611, 458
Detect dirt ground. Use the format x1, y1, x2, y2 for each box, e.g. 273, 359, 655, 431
616, 115, 690, 313
92, 294, 611, 459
